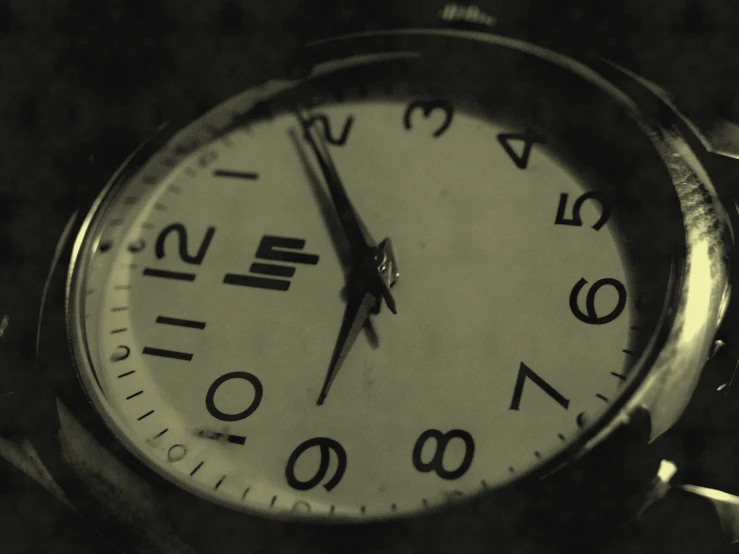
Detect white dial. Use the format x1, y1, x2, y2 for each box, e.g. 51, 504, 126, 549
70, 76, 649, 521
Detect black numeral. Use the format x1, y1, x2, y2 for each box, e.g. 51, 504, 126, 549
509, 362, 570, 411
570, 278, 627, 325
497, 129, 546, 169
403, 99, 454, 138
285, 437, 347, 492
303, 114, 354, 146
155, 223, 216, 265
205, 372, 263, 422
412, 429, 474, 480
555, 192, 613, 230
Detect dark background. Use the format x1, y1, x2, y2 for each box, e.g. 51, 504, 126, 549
1, 0, 739, 552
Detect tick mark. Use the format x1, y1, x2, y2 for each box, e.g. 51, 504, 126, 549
193, 428, 246, 446
137, 410, 154, 421
114, 285, 132, 290
142, 347, 193, 361
270, 496, 277, 508
126, 391, 144, 400
111, 328, 128, 334
481, 480, 488, 490
611, 372, 626, 380
330, 505, 335, 514
215, 475, 226, 490
118, 370, 135, 378
111, 306, 128, 312
391, 503, 397, 512
143, 268, 196, 281
156, 316, 206, 330
596, 393, 609, 402
213, 169, 259, 180
422, 498, 428, 508
190, 461, 204, 476
360, 505, 366, 515
534, 451, 542, 459
154, 428, 169, 438
622, 349, 636, 356
557, 433, 566, 441
242, 487, 251, 500
508, 467, 515, 473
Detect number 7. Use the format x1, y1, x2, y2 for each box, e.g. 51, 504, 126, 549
509, 362, 570, 411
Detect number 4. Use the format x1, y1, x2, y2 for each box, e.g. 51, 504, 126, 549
509, 362, 569, 410
497, 129, 546, 169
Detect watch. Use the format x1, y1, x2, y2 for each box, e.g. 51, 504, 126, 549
3, 5, 739, 554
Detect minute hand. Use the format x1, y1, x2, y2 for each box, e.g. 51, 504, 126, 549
296, 109, 376, 255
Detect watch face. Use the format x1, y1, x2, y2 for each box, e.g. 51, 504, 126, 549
66, 33, 682, 522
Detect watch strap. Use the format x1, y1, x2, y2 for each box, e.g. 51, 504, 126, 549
640, 486, 739, 554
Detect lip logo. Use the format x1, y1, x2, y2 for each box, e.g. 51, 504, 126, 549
223, 235, 320, 292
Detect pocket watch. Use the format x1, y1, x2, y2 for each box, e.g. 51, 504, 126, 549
4, 6, 739, 554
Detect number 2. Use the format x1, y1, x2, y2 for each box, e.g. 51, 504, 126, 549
155, 223, 216, 265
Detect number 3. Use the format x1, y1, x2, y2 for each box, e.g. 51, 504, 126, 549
403, 99, 454, 137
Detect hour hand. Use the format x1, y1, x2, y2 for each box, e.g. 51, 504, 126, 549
317, 280, 378, 406
317, 241, 400, 405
